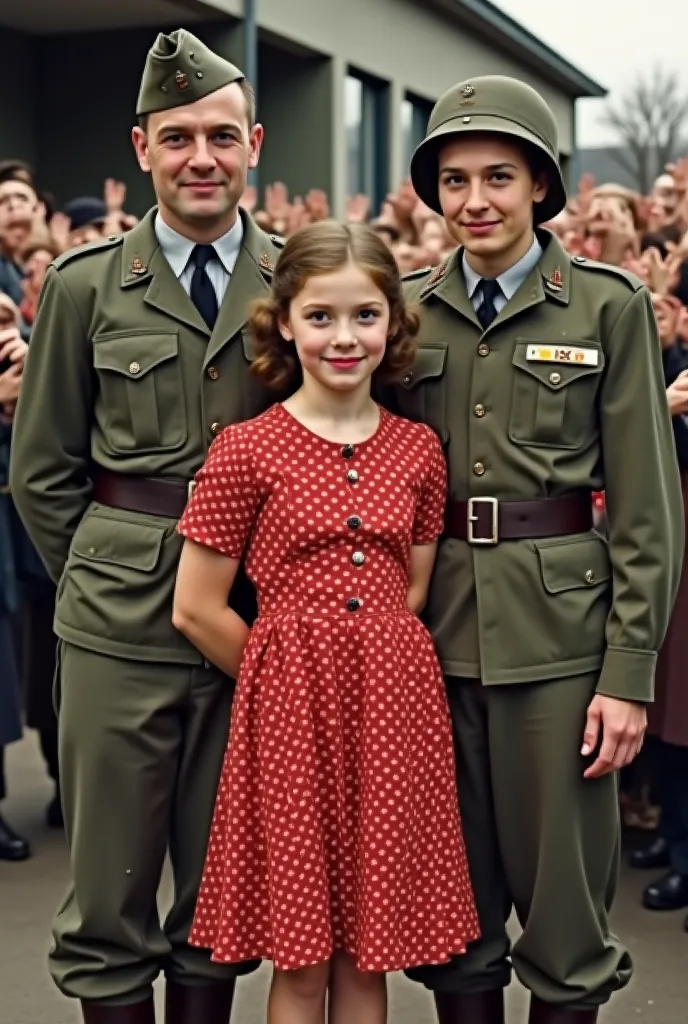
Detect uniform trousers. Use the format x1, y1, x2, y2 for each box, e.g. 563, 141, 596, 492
50, 643, 258, 1005
406, 673, 633, 1008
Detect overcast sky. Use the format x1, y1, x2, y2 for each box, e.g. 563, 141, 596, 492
493, 0, 688, 148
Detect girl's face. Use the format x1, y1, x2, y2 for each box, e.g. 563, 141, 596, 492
279, 260, 391, 395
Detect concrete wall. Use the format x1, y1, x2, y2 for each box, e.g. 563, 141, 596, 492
0, 28, 37, 168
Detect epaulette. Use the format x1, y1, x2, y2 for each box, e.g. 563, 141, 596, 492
403, 265, 433, 282
570, 255, 643, 292
52, 234, 123, 271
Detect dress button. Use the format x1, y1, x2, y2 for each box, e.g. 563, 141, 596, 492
347, 469, 359, 484
474, 404, 486, 418
207, 366, 220, 380
403, 371, 413, 385
473, 461, 486, 476
347, 515, 362, 529
346, 597, 362, 612
584, 569, 596, 585
477, 343, 489, 357
352, 551, 365, 566
210, 422, 221, 436
341, 444, 355, 459
129, 361, 141, 375
549, 371, 561, 385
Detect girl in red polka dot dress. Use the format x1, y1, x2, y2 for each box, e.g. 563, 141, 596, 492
173, 221, 479, 1023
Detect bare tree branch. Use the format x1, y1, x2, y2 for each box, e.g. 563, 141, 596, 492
598, 66, 688, 191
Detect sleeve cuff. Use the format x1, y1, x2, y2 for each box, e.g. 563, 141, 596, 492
595, 647, 657, 703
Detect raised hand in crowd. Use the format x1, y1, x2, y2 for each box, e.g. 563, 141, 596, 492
346, 193, 371, 223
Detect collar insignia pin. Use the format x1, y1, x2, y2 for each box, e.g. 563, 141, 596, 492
547, 267, 563, 292
259, 252, 274, 272
130, 256, 147, 276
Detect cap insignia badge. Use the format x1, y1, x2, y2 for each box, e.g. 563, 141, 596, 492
259, 252, 274, 272
462, 84, 475, 97
130, 256, 147, 276
546, 267, 563, 292
175, 70, 189, 92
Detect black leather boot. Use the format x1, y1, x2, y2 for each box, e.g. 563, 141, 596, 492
165, 979, 235, 1024
0, 813, 30, 861
81, 997, 156, 1023
628, 836, 670, 870
529, 996, 598, 1023
435, 989, 505, 1023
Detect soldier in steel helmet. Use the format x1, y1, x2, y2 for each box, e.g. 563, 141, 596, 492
10, 28, 284, 1024
382, 75, 684, 1023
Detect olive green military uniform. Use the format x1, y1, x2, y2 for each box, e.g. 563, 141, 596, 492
386, 77, 684, 1013
10, 31, 282, 1009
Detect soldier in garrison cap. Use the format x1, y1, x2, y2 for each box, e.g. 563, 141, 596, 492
11, 28, 286, 1024
380, 75, 684, 1024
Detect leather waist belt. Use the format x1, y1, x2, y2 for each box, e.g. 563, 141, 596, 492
445, 491, 593, 545
92, 469, 192, 519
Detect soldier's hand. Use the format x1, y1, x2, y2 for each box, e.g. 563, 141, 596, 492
581, 695, 647, 779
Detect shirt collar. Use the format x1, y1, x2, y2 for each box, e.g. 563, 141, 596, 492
154, 212, 244, 279
462, 235, 543, 301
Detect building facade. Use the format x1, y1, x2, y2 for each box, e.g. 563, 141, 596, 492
0, 0, 605, 216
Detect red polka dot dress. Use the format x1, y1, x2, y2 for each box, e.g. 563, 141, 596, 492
179, 403, 479, 972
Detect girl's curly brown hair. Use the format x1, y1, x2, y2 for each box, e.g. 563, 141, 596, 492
249, 220, 419, 392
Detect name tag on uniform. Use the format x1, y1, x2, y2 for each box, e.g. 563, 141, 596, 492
526, 345, 599, 366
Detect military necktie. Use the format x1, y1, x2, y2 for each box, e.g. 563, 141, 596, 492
476, 277, 502, 330
190, 244, 219, 329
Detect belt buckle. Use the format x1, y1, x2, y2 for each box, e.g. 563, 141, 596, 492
467, 496, 499, 545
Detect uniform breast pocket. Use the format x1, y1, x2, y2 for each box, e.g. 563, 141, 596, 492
93, 331, 187, 453
509, 340, 605, 450
396, 343, 448, 444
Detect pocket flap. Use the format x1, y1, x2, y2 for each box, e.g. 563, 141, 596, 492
536, 534, 611, 594
512, 341, 604, 390
72, 513, 165, 572
93, 333, 179, 379
402, 343, 448, 388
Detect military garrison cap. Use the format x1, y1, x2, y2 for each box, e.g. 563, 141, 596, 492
136, 29, 245, 117
411, 75, 567, 225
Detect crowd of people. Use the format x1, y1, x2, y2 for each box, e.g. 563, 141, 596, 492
0, 45, 687, 1021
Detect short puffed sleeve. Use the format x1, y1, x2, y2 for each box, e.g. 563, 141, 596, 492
412, 427, 448, 545
177, 426, 260, 559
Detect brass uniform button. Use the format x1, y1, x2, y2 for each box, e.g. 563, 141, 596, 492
473, 461, 486, 477
347, 470, 359, 484
474, 404, 486, 418
129, 361, 141, 375
347, 515, 362, 529
352, 551, 365, 566
584, 570, 596, 585
341, 444, 355, 459
88, 547, 96, 556
210, 422, 221, 436
346, 597, 362, 612
207, 366, 220, 380
549, 371, 562, 385
403, 372, 413, 385
477, 343, 489, 357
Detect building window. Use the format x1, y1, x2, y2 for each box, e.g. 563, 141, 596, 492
346, 69, 388, 210
402, 93, 434, 171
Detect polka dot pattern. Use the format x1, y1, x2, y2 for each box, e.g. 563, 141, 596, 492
179, 404, 479, 972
